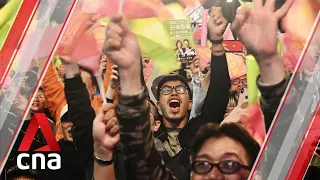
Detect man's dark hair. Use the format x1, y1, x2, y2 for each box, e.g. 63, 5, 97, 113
156, 74, 192, 101
183, 39, 189, 43
79, 66, 98, 89
191, 123, 260, 168
6, 165, 40, 180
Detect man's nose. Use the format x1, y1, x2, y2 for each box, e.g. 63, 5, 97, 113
206, 166, 223, 180
171, 88, 178, 95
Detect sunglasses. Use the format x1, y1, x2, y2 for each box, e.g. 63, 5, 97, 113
192, 160, 250, 174
232, 78, 247, 86
160, 85, 188, 95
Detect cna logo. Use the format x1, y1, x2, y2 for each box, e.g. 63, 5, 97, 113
17, 113, 61, 170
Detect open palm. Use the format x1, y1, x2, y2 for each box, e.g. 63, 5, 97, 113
232, 0, 293, 60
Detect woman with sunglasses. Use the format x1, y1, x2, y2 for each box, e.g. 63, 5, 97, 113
190, 123, 260, 180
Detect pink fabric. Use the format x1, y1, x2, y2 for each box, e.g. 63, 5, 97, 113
70, 33, 100, 75
241, 104, 266, 147
82, 0, 161, 19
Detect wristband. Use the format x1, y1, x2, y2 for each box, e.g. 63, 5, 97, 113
210, 39, 223, 44
94, 155, 113, 166
106, 98, 114, 103
210, 47, 225, 53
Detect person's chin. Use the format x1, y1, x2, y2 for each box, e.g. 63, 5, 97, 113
68, 137, 73, 142
30, 107, 38, 112
168, 114, 184, 121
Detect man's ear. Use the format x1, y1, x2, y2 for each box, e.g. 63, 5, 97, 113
188, 100, 193, 110
154, 121, 161, 132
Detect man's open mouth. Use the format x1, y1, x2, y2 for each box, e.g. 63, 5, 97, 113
168, 98, 181, 113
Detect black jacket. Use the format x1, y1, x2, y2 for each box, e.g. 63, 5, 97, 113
64, 75, 126, 180
153, 54, 231, 180
42, 139, 87, 180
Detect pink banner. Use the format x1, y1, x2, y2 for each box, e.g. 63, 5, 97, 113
200, 9, 208, 47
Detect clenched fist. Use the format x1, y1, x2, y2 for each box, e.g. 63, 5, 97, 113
102, 13, 141, 71
208, 7, 228, 41
93, 104, 120, 160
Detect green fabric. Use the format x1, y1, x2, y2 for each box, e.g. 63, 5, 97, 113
237, 0, 253, 9
0, 0, 23, 50
129, 18, 179, 74
246, 55, 261, 105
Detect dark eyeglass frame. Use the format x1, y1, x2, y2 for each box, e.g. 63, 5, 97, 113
232, 78, 247, 86
160, 85, 188, 95
191, 160, 250, 175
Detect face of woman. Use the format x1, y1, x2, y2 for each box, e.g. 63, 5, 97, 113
177, 41, 182, 48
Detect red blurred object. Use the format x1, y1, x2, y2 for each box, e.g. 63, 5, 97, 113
241, 103, 266, 146
70, 33, 100, 75
223, 40, 244, 52
82, 0, 162, 19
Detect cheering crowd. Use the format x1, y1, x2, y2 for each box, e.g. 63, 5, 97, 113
2, 0, 319, 179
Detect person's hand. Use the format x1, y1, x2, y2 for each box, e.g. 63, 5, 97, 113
110, 65, 120, 89
99, 55, 107, 73
189, 56, 200, 76
231, 0, 293, 60
208, 7, 228, 40
103, 13, 143, 95
102, 13, 141, 72
60, 56, 80, 79
93, 104, 120, 160
220, 101, 249, 126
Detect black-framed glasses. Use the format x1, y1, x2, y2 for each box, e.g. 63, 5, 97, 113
232, 78, 247, 86
192, 160, 250, 174
160, 85, 188, 95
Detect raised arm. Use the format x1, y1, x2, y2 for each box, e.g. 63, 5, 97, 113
100, 13, 176, 180
41, 59, 67, 140
92, 104, 119, 180
63, 62, 96, 165
200, 7, 231, 123
231, 0, 294, 130
183, 7, 231, 138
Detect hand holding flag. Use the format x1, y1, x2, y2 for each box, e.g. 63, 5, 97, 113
103, 13, 141, 72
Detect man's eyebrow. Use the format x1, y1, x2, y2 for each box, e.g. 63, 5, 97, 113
220, 152, 241, 160
197, 152, 240, 160
196, 154, 212, 161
